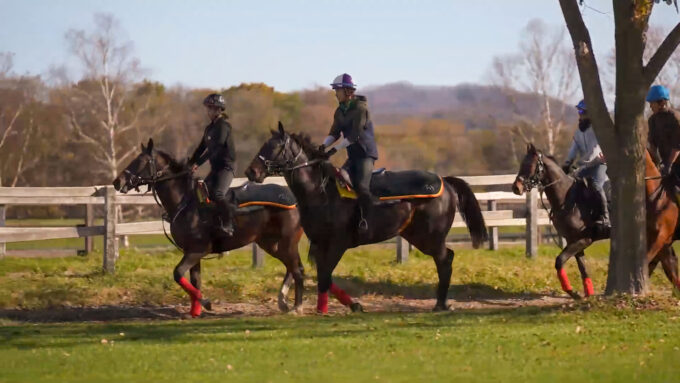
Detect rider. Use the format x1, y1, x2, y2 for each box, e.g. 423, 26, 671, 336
562, 99, 610, 230
319, 73, 379, 232
646, 85, 680, 176
188, 93, 237, 236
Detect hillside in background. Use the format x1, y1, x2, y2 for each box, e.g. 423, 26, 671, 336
363, 82, 578, 130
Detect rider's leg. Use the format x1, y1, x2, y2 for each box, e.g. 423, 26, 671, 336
592, 164, 610, 226
350, 157, 375, 232
213, 168, 235, 235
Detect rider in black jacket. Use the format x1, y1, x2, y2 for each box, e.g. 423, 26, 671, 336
188, 93, 236, 235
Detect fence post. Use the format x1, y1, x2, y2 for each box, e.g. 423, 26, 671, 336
103, 186, 118, 273
525, 188, 538, 258
0, 205, 5, 259
487, 200, 499, 250
252, 243, 264, 268
396, 235, 409, 264
84, 204, 94, 255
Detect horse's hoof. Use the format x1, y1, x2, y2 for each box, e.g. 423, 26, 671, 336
294, 305, 304, 315
432, 304, 452, 312
349, 302, 365, 313
201, 299, 212, 311
567, 290, 582, 300
278, 300, 290, 313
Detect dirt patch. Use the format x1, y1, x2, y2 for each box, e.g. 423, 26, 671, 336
0, 294, 572, 323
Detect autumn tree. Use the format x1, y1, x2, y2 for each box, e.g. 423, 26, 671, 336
559, 0, 680, 294
490, 18, 578, 155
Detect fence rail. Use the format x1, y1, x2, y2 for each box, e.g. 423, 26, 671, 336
0, 174, 552, 272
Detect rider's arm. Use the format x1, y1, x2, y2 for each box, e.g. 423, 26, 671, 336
189, 139, 207, 166
648, 116, 662, 165
345, 107, 367, 144
564, 138, 578, 164
667, 112, 680, 167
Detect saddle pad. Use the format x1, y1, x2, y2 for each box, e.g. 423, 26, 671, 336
336, 170, 443, 200
232, 182, 296, 209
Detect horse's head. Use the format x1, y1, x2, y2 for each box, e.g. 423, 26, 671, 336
512, 143, 545, 195
246, 122, 320, 183
113, 138, 169, 193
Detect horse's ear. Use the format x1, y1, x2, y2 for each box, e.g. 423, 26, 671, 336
278, 121, 285, 136
147, 138, 154, 153
527, 143, 536, 154
141, 143, 146, 152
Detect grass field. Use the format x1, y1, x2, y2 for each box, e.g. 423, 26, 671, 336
1, 244, 680, 382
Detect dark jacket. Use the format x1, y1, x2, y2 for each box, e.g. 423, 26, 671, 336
648, 109, 680, 167
328, 95, 378, 160
189, 114, 236, 170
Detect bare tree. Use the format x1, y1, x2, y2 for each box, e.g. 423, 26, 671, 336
490, 19, 578, 155
62, 13, 165, 181
0, 52, 13, 78
559, 0, 680, 295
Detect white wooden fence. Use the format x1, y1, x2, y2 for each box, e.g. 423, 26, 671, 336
0, 175, 551, 273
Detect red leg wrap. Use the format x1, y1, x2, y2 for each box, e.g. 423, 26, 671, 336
330, 283, 353, 306
190, 299, 202, 318
178, 277, 202, 301
583, 277, 594, 297
557, 269, 573, 292
317, 292, 329, 314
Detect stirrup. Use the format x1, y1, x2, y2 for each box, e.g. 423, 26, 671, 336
358, 218, 368, 231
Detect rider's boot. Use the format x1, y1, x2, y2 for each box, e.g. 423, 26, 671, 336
357, 192, 374, 233
594, 185, 610, 238
217, 199, 235, 236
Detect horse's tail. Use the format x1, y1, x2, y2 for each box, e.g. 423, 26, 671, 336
444, 176, 488, 249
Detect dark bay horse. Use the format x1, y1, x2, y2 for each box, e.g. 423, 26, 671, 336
113, 139, 305, 317
645, 150, 680, 293
513, 144, 680, 299
246, 124, 488, 313
512, 144, 609, 299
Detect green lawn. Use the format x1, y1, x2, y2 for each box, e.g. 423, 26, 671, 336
1, 244, 680, 382
1, 302, 679, 382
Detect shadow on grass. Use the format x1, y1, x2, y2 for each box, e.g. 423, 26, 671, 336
333, 275, 547, 301
0, 304, 568, 350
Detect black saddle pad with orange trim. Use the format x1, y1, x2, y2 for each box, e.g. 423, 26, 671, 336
232, 182, 296, 209
337, 170, 443, 200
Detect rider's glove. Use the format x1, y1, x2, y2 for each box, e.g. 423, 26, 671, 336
325, 148, 337, 157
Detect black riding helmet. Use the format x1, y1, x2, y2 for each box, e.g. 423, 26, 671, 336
203, 93, 226, 110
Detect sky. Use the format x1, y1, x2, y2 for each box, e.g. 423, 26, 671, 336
1, 0, 679, 92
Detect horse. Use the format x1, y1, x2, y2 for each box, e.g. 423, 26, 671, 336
245, 123, 488, 313
645, 150, 680, 293
113, 139, 306, 317
512, 143, 610, 299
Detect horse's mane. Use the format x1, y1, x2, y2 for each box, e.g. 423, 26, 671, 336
155, 149, 189, 174
290, 132, 325, 159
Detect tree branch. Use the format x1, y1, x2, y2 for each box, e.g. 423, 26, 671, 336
0, 105, 23, 150
558, 0, 614, 144
644, 22, 680, 86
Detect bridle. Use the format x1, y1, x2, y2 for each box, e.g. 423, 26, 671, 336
123, 152, 189, 191
257, 135, 323, 176
516, 152, 560, 193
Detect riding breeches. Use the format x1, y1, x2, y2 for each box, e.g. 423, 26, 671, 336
206, 168, 235, 225
343, 157, 375, 214
577, 163, 610, 223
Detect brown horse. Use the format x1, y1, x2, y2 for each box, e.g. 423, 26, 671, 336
644, 150, 680, 293
113, 139, 306, 317
246, 124, 488, 313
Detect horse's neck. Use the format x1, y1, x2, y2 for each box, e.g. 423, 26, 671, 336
542, 159, 573, 208
284, 162, 330, 207
645, 152, 662, 196
153, 176, 189, 217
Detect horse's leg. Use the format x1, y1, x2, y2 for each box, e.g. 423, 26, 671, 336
316, 243, 354, 314
173, 252, 205, 318
189, 262, 212, 311
574, 252, 594, 297
257, 230, 305, 314
431, 248, 455, 311
659, 246, 680, 295
649, 257, 661, 277
555, 238, 591, 300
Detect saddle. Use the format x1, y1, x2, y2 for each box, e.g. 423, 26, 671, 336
564, 177, 610, 223
196, 179, 296, 211
335, 168, 443, 201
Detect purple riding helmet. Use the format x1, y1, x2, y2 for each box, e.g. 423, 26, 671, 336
330, 73, 357, 90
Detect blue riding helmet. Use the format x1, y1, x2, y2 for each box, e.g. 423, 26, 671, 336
646, 85, 670, 102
